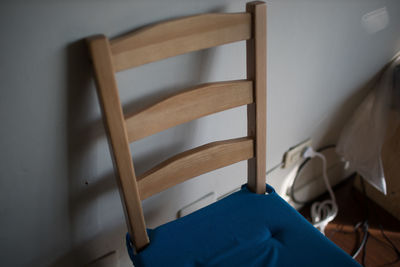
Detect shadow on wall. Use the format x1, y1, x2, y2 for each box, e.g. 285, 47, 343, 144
50, 37, 216, 265
51, 38, 102, 266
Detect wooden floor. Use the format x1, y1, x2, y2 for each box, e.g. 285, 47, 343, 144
299, 176, 400, 266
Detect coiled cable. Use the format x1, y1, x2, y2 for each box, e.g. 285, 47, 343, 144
302, 147, 338, 234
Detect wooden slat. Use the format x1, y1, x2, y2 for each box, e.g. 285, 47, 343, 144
137, 137, 254, 200
125, 80, 253, 142
87, 35, 149, 251
246, 2, 266, 194
110, 13, 251, 71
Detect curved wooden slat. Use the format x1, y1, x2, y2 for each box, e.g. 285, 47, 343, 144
137, 137, 254, 200
125, 80, 253, 142
110, 13, 251, 71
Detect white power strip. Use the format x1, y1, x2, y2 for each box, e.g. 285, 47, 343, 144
282, 139, 312, 168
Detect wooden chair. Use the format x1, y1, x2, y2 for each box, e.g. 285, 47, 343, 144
87, 2, 360, 266
88, 1, 266, 251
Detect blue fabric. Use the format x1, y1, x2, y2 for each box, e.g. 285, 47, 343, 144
127, 184, 360, 267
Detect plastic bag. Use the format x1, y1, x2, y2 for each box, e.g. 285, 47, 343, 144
336, 54, 400, 195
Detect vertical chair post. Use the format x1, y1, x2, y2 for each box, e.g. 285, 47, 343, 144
246, 1, 267, 194
87, 35, 149, 251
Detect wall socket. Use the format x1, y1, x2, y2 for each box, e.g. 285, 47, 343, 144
282, 139, 312, 168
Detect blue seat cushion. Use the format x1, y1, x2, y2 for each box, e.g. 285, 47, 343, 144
127, 184, 360, 267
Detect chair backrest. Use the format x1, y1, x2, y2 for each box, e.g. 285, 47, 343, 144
87, 1, 266, 251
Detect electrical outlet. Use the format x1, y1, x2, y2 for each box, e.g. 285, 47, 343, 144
282, 139, 312, 168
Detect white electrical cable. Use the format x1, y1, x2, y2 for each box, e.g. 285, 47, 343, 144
302, 147, 338, 235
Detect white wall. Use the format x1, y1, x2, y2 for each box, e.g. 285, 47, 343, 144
0, 0, 399, 266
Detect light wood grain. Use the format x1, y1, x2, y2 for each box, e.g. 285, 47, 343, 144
87, 35, 149, 251
125, 80, 253, 142
137, 137, 254, 200
246, 1, 266, 194
87, 1, 268, 252
110, 13, 251, 71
